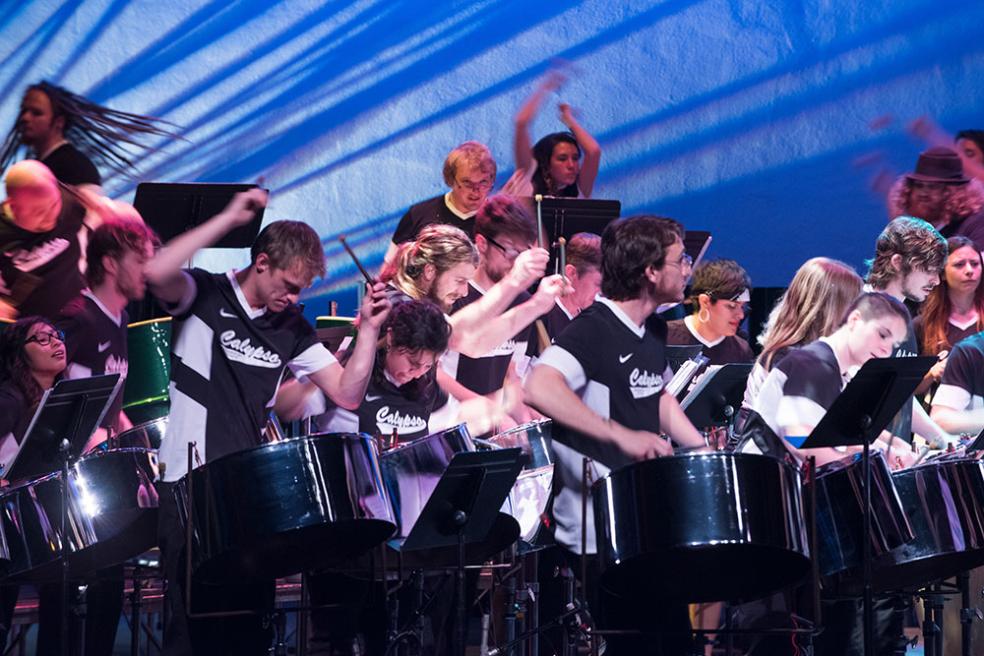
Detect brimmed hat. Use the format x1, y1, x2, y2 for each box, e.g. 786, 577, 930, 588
906, 146, 969, 185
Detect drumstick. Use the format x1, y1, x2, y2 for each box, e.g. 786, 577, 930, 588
534, 194, 544, 249
338, 235, 375, 284
535, 319, 551, 353
558, 236, 567, 281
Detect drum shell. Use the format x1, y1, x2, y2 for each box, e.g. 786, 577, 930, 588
123, 318, 171, 425
812, 451, 914, 578
593, 452, 810, 604
111, 416, 167, 450
872, 457, 984, 590
176, 433, 396, 582
378, 424, 474, 540
0, 448, 159, 581
489, 420, 553, 545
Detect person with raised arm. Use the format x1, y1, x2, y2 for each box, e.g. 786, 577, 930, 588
144, 188, 391, 656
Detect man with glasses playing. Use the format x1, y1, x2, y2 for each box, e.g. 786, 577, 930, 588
439, 194, 559, 427
383, 141, 497, 269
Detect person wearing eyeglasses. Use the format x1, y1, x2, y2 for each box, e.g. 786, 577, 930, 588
440, 195, 567, 428
0, 316, 67, 649
382, 141, 497, 270
666, 259, 755, 367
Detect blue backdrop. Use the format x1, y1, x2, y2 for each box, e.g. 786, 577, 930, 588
2, 0, 983, 318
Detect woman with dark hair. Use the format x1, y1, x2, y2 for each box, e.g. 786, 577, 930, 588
509, 70, 602, 198
667, 259, 755, 365
913, 235, 984, 395
0, 316, 66, 465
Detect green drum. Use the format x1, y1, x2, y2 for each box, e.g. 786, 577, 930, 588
124, 317, 172, 426
315, 316, 356, 353
315, 316, 356, 329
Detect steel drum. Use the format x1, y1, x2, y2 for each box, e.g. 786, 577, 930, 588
871, 454, 984, 590
0, 447, 159, 581
378, 423, 476, 541
487, 420, 554, 544
175, 433, 396, 583
123, 317, 171, 426
811, 451, 914, 579
111, 416, 167, 450
593, 452, 810, 604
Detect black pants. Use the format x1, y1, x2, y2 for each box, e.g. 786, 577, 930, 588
36, 566, 125, 656
557, 548, 693, 656
157, 481, 273, 656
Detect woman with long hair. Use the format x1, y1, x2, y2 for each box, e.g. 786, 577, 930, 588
913, 235, 984, 394
742, 257, 864, 414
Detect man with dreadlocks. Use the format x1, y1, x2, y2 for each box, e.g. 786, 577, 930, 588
1, 81, 176, 190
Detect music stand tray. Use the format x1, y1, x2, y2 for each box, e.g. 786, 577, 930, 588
800, 356, 935, 451
681, 363, 753, 428
5, 374, 122, 482
398, 448, 523, 552
133, 182, 267, 248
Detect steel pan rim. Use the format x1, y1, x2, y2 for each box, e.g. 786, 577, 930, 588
592, 451, 801, 490
181, 431, 373, 476
492, 419, 551, 437
379, 423, 470, 455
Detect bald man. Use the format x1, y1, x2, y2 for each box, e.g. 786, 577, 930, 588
0, 160, 89, 318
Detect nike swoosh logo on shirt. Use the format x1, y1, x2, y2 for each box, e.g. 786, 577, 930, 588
98, 341, 111, 353
219, 308, 237, 318
365, 394, 383, 402
619, 353, 633, 364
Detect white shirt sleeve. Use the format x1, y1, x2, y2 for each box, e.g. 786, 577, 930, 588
288, 343, 338, 379
535, 345, 587, 391
932, 384, 972, 411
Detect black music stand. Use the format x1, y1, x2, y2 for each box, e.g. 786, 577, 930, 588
800, 356, 934, 656
133, 182, 267, 246
396, 449, 523, 656
6, 373, 121, 482
681, 363, 753, 428
130, 183, 267, 323
533, 197, 620, 244
964, 428, 984, 452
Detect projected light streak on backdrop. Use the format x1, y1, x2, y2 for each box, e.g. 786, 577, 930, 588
0, 0, 982, 317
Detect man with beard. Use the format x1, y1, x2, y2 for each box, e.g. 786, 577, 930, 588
524, 214, 706, 655
37, 217, 160, 656
888, 146, 984, 251
438, 196, 569, 427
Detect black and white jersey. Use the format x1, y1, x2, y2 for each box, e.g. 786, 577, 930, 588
157, 269, 336, 482
443, 281, 533, 395
534, 297, 671, 554
310, 350, 447, 444
0, 381, 31, 472
665, 316, 755, 366
752, 340, 844, 444
55, 291, 129, 430
933, 333, 984, 412
391, 194, 476, 244
42, 143, 101, 187
526, 298, 574, 359
0, 189, 86, 320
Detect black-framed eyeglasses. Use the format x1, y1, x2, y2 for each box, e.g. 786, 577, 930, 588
25, 329, 64, 347
666, 254, 693, 270
485, 235, 528, 261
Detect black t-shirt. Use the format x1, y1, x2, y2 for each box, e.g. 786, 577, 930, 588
157, 269, 336, 482
665, 317, 755, 366
42, 143, 101, 187
312, 349, 447, 443
934, 332, 984, 412
391, 194, 475, 244
56, 292, 129, 430
444, 282, 532, 396
0, 189, 86, 319
912, 314, 979, 356
884, 325, 918, 443
526, 300, 574, 359
939, 210, 984, 256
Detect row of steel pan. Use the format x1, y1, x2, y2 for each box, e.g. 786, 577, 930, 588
0, 417, 554, 585
592, 447, 984, 605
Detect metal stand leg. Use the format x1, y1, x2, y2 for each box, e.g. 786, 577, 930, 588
130, 566, 142, 656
